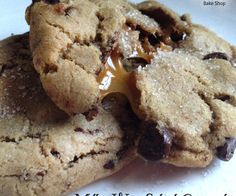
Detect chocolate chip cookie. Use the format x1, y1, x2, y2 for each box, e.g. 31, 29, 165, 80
136, 49, 236, 167
26, 0, 236, 168
26, 0, 191, 115
0, 34, 137, 196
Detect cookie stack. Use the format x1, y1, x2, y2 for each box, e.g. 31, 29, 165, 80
1, 0, 236, 195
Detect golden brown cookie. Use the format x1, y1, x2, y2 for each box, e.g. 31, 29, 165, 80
0, 34, 138, 196
26, 0, 190, 115
136, 50, 236, 167
26, 0, 236, 168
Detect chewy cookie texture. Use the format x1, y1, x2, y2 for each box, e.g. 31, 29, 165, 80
0, 34, 138, 196
26, 0, 236, 168
26, 0, 191, 115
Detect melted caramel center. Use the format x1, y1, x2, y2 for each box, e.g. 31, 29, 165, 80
97, 47, 152, 102
97, 48, 131, 98
97, 43, 171, 104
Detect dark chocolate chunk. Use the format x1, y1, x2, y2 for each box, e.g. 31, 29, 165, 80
203, 52, 236, 68
44, 0, 60, 4
139, 6, 175, 30
122, 57, 148, 72
171, 32, 186, 42
36, 170, 47, 177
203, 52, 229, 61
137, 123, 173, 161
180, 14, 188, 21
68, 155, 79, 168
50, 149, 61, 159
32, 0, 40, 3
103, 160, 115, 170
1, 136, 17, 143
102, 93, 129, 112
148, 34, 160, 46
215, 94, 231, 102
217, 138, 236, 161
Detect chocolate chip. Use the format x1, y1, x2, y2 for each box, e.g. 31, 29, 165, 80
103, 160, 115, 170
137, 123, 173, 161
74, 127, 84, 133
171, 32, 186, 42
180, 14, 188, 21
122, 57, 148, 72
83, 107, 98, 121
217, 138, 236, 161
203, 52, 229, 61
50, 149, 61, 158
73, 155, 79, 161
44, 0, 60, 4
1, 136, 16, 143
148, 34, 160, 46
139, 7, 175, 30
36, 170, 47, 177
138, 31, 160, 52
68, 155, 79, 168
32, 0, 40, 3
215, 94, 231, 102
102, 93, 129, 112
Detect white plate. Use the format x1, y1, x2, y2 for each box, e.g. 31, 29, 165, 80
0, 1, 235, 196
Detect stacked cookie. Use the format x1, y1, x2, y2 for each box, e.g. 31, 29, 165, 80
1, 0, 236, 195
0, 33, 138, 196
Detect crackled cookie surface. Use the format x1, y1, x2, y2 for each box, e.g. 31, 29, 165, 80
26, 0, 191, 114
26, 0, 236, 168
0, 34, 137, 196
136, 50, 236, 167
134, 3, 236, 166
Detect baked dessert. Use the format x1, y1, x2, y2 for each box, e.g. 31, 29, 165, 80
26, 0, 236, 168
136, 2, 236, 167
0, 33, 138, 196
26, 0, 191, 115
136, 49, 236, 167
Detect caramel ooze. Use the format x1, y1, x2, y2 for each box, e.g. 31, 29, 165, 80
97, 43, 171, 104
97, 47, 152, 101
98, 49, 131, 97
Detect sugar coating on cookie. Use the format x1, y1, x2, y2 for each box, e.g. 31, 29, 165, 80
0, 34, 137, 196
136, 50, 236, 167
26, 0, 190, 115
26, 0, 236, 167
